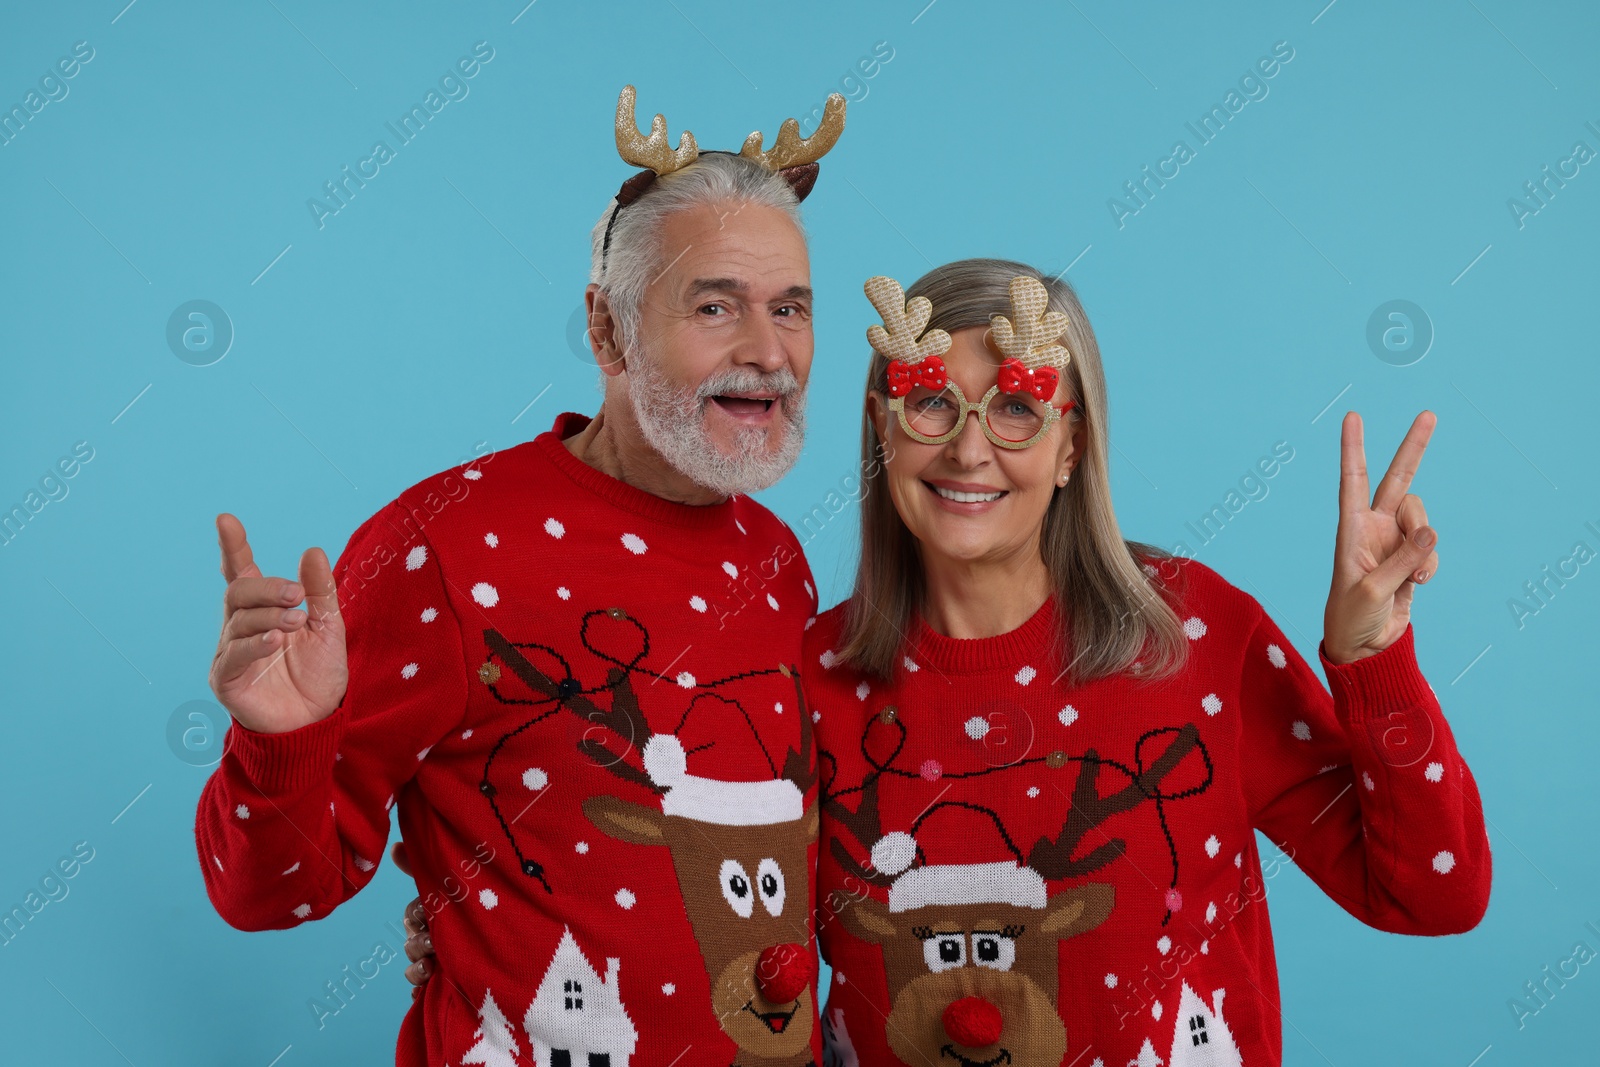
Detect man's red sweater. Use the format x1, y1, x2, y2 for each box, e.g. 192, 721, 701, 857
806, 557, 1491, 1067
196, 412, 823, 1067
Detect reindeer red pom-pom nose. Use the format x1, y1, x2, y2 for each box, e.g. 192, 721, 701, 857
943, 996, 1004, 1048
757, 943, 815, 1005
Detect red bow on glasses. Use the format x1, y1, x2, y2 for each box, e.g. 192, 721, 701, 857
886, 356, 949, 398
997, 358, 1059, 402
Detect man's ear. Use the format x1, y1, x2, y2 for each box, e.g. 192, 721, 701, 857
584, 284, 626, 376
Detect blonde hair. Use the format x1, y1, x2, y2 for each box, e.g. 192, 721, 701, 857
837, 257, 1191, 685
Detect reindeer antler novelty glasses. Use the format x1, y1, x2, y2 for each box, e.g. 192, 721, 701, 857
600, 85, 849, 274
865, 275, 1078, 450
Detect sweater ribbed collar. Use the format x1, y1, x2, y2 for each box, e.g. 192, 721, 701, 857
534, 412, 740, 531
906, 594, 1059, 674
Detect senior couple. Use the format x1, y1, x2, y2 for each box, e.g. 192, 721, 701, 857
197, 87, 1488, 1067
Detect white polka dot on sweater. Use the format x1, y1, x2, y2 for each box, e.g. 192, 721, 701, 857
281, 861, 300, 875
401, 662, 419, 679
804, 580, 813, 598
1291, 720, 1312, 741
1201, 693, 1222, 716
405, 545, 427, 571
819, 650, 836, 669
463, 468, 482, 481
1059, 705, 1078, 726
235, 804, 250, 819
856, 681, 870, 701
1183, 616, 1207, 640
903, 656, 919, 673
689, 596, 707, 613
1267, 643, 1288, 668
1204, 835, 1220, 858
1104, 973, 1118, 988
574, 841, 589, 854
1433, 851, 1456, 874
1152, 1000, 1164, 1021
544, 517, 565, 539
662, 983, 676, 995
1027, 786, 1041, 798
1015, 665, 1037, 685
461, 729, 473, 739
1157, 936, 1171, 954
354, 855, 375, 872
1425, 761, 1444, 782
964, 717, 990, 740
1206, 902, 1218, 923
557, 586, 571, 600
677, 672, 696, 689
472, 582, 499, 607
615, 888, 636, 909
735, 520, 747, 535
804, 617, 816, 629
480, 889, 498, 909
420, 607, 438, 623
767, 594, 780, 611
721, 561, 738, 578
293, 903, 311, 918
1234, 853, 1242, 868
416, 747, 431, 762
484, 532, 499, 548
523, 768, 548, 790
1362, 771, 1376, 791
621, 533, 647, 554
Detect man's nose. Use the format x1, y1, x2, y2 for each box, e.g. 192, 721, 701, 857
735, 312, 789, 373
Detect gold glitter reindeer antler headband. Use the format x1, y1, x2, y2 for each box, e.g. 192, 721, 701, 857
600, 85, 848, 272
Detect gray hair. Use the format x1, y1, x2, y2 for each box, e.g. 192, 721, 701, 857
587, 152, 807, 354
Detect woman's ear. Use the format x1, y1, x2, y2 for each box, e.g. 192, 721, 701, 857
585, 284, 626, 376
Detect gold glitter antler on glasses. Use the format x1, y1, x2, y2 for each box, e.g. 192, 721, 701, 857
988, 276, 1072, 402
864, 276, 952, 398
615, 84, 701, 175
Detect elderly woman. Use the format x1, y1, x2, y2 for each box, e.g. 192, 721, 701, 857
806, 258, 1489, 1067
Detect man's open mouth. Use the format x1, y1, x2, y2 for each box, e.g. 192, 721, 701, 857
742, 998, 800, 1034
710, 395, 777, 416
940, 1045, 1012, 1067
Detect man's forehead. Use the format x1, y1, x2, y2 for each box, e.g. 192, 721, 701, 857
684, 276, 813, 301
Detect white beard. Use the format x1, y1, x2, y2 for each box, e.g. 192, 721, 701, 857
625, 342, 806, 496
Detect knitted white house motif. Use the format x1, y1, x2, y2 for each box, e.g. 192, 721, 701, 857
1165, 981, 1242, 1067
523, 927, 638, 1067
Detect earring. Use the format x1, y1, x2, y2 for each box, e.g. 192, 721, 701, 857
1058, 471, 1071, 486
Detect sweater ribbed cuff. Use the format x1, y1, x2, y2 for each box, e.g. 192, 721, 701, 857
1317, 623, 1434, 724
224, 705, 348, 794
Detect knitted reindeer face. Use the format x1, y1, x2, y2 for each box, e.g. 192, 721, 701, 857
479, 610, 820, 1066
824, 709, 1209, 1067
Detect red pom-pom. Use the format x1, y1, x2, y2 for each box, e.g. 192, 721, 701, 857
942, 996, 1004, 1048
757, 943, 815, 1005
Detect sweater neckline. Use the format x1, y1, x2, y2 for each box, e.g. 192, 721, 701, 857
535, 412, 740, 531
907, 594, 1059, 673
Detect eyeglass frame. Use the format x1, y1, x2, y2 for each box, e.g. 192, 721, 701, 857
886, 378, 1078, 450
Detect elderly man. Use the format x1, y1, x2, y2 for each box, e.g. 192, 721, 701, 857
196, 87, 846, 1067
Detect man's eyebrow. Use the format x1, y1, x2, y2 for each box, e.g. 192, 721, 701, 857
685, 277, 748, 298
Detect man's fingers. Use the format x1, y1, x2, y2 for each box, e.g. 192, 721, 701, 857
217, 514, 261, 584
390, 841, 414, 878
300, 547, 340, 631
211, 629, 290, 684
223, 606, 308, 643
405, 957, 431, 987
404, 928, 434, 964
224, 576, 306, 614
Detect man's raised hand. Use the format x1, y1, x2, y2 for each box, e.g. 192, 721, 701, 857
210, 513, 348, 734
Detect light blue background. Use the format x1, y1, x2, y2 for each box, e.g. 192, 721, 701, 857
2, 1, 1596, 1063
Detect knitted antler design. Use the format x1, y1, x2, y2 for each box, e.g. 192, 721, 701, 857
989, 276, 1072, 371
865, 276, 952, 399
740, 94, 848, 171
615, 84, 700, 175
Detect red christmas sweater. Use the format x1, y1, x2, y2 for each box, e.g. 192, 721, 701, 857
807, 557, 1491, 1067
196, 412, 825, 1067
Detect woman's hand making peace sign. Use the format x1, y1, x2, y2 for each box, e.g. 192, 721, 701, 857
1322, 411, 1441, 665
